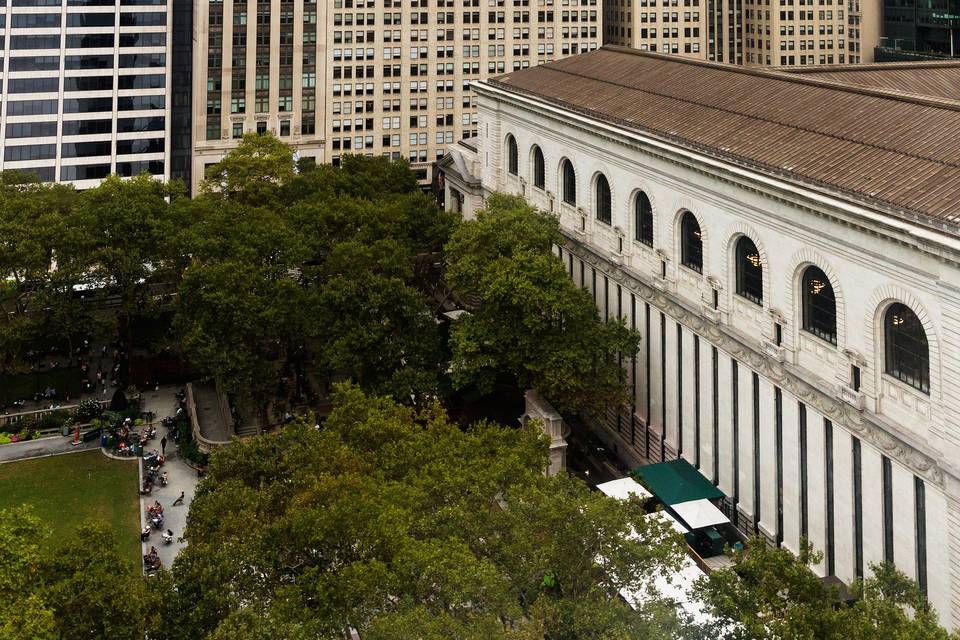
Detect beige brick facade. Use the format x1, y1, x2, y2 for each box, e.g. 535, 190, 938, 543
604, 0, 880, 67
191, 0, 600, 192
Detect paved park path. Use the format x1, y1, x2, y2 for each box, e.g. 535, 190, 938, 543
0, 434, 98, 464
138, 386, 199, 568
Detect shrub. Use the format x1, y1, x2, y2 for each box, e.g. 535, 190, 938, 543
75, 399, 103, 422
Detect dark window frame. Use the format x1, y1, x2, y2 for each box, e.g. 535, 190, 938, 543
680, 211, 703, 273
595, 173, 611, 225
735, 235, 763, 305
801, 265, 837, 345
532, 145, 544, 189
506, 134, 518, 175
561, 158, 576, 205
884, 303, 929, 394
634, 191, 653, 246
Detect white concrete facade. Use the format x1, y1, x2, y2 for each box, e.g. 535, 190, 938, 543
449, 80, 960, 630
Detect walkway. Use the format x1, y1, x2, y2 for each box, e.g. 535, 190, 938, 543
0, 435, 98, 464
140, 449, 197, 568
138, 384, 198, 569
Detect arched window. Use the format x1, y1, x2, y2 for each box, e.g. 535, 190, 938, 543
680, 212, 702, 273
801, 266, 836, 344
635, 191, 653, 246
532, 146, 545, 189
885, 303, 929, 393
735, 236, 763, 305
561, 159, 576, 205
595, 174, 611, 224
506, 135, 518, 175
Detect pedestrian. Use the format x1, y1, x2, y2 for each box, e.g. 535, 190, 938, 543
160, 436, 167, 456
172, 491, 185, 506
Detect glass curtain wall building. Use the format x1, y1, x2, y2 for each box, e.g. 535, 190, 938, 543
0, 0, 172, 187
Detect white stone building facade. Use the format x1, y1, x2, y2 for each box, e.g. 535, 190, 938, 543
444, 56, 960, 630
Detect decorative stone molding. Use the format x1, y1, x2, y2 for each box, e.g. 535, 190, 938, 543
864, 284, 942, 400
722, 221, 772, 310
562, 230, 947, 487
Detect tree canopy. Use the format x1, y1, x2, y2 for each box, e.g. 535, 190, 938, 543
695, 538, 958, 640
0, 507, 161, 640
445, 193, 640, 416
156, 385, 689, 640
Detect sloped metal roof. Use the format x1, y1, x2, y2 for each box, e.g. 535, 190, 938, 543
485, 47, 960, 233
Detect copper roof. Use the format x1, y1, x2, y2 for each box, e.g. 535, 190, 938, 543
779, 60, 960, 102
485, 47, 960, 233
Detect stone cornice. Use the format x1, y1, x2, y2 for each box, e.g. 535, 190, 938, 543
561, 230, 950, 488
479, 83, 960, 268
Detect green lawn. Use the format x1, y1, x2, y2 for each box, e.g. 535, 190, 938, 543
0, 450, 141, 563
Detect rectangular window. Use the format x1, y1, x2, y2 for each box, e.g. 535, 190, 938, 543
882, 456, 893, 563
660, 312, 666, 462
799, 403, 808, 540
677, 322, 683, 458
732, 359, 740, 517
630, 293, 637, 446
712, 345, 719, 484
825, 419, 835, 575
753, 372, 761, 534
851, 365, 861, 392
775, 387, 783, 546
694, 334, 700, 469
645, 302, 651, 459
853, 437, 863, 578
915, 477, 927, 594
603, 275, 609, 320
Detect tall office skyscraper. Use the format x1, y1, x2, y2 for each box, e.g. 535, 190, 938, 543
604, 0, 880, 66
190, 0, 601, 193
0, 0, 173, 186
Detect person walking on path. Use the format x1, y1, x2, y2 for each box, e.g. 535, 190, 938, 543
161, 436, 167, 456
173, 491, 185, 506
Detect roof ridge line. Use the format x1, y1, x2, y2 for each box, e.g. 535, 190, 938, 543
499, 63, 960, 172
479, 78, 957, 235
599, 45, 960, 112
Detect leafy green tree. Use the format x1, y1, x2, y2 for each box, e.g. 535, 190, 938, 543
844, 562, 955, 640
285, 153, 420, 202
39, 522, 161, 640
0, 507, 47, 600
311, 239, 443, 400
696, 538, 957, 640
0, 508, 157, 640
0, 174, 78, 374
72, 174, 174, 342
202, 132, 295, 205
445, 193, 640, 416
175, 259, 306, 404
163, 385, 687, 639
179, 145, 456, 406
0, 174, 75, 310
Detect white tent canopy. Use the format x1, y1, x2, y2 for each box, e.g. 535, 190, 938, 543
596, 477, 653, 501
671, 498, 729, 530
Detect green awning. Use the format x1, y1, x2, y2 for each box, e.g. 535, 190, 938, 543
632, 459, 725, 505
